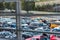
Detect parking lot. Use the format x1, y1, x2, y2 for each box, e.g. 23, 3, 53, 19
0, 16, 60, 40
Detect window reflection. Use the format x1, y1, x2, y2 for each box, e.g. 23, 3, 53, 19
0, 16, 16, 29
0, 2, 16, 13
21, 0, 60, 14
21, 16, 60, 31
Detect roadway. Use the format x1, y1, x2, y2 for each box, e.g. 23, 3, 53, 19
0, 38, 17, 40
0, 38, 9, 40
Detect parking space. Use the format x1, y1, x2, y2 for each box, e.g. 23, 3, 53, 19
0, 38, 9, 40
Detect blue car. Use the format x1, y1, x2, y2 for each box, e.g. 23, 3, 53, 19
52, 27, 60, 32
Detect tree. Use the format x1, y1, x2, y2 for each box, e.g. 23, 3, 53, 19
10, 2, 16, 10
5, 2, 11, 9
0, 2, 4, 10
4, 2, 16, 10
21, 0, 35, 10
21, 0, 35, 13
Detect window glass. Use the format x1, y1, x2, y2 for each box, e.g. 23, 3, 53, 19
21, 16, 60, 40
0, 16, 16, 29
0, 16, 16, 40
0, 2, 16, 13
21, 0, 60, 14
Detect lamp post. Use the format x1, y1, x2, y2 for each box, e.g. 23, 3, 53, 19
16, 0, 22, 40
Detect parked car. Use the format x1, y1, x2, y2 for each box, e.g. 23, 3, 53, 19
22, 32, 33, 39
52, 26, 60, 32
25, 35, 40, 40
30, 22, 47, 27
21, 24, 32, 30
34, 27, 44, 32
44, 29, 50, 32
0, 31, 16, 39
25, 34, 49, 40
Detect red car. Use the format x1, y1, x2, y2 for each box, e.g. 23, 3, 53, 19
26, 34, 60, 40
25, 35, 40, 40
50, 34, 60, 40
50, 34, 56, 40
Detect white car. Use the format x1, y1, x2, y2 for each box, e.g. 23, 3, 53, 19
3, 9, 15, 12
3, 9, 11, 12
30, 22, 47, 27
55, 20, 60, 23
0, 31, 16, 39
52, 26, 60, 32
54, 26, 60, 29
34, 27, 44, 31
21, 24, 28, 27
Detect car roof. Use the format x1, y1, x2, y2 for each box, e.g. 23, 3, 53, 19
25, 35, 40, 40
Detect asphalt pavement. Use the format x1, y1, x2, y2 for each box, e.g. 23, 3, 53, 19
0, 38, 17, 40
0, 38, 9, 40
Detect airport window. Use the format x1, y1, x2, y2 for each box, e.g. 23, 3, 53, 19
0, 0, 60, 40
